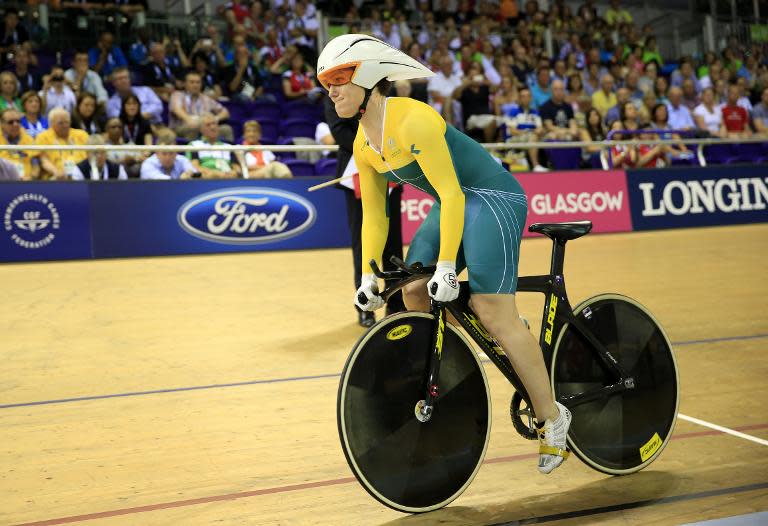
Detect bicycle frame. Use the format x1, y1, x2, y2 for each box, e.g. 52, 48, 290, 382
375, 237, 635, 422
516, 236, 634, 409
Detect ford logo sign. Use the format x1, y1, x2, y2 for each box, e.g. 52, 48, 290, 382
177, 188, 316, 244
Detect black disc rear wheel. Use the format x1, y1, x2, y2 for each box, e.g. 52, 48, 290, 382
338, 312, 491, 513
551, 294, 679, 475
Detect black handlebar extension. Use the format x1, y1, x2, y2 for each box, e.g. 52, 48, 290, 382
355, 257, 436, 306
370, 257, 436, 280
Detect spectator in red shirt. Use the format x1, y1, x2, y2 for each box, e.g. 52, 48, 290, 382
224, 0, 251, 30
636, 128, 668, 169
609, 120, 637, 169
282, 53, 320, 102
721, 83, 752, 137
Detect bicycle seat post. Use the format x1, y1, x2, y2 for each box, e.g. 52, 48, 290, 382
528, 222, 592, 277
550, 238, 567, 277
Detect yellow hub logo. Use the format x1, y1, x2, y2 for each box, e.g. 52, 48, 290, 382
639, 432, 662, 462
386, 325, 412, 341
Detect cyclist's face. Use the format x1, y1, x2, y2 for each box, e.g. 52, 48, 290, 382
328, 82, 364, 119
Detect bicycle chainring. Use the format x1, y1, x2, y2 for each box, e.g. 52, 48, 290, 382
510, 391, 538, 440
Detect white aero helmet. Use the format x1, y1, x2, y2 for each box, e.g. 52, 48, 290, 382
317, 34, 434, 91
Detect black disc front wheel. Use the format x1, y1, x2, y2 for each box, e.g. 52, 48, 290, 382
551, 294, 679, 475
338, 312, 491, 513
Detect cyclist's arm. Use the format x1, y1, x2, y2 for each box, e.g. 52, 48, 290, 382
356, 136, 389, 275
399, 110, 464, 265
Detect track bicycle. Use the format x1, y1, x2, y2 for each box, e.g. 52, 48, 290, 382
337, 221, 679, 513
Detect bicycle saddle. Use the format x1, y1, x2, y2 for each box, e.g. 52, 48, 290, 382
528, 221, 593, 241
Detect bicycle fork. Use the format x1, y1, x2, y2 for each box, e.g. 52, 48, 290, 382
415, 301, 445, 423
416, 293, 535, 425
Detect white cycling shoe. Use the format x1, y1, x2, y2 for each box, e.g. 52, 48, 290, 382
537, 401, 572, 474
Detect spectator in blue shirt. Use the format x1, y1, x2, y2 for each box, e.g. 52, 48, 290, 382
140, 130, 196, 179
529, 66, 552, 109
106, 67, 164, 125
129, 28, 152, 66
666, 86, 696, 130
737, 55, 758, 86
605, 87, 631, 126
670, 59, 701, 93
89, 31, 128, 79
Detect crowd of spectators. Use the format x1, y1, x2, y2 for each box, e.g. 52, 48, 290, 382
1, 0, 767, 181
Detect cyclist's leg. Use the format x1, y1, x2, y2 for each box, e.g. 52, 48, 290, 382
462, 183, 570, 472
402, 277, 430, 311
470, 294, 557, 422
461, 190, 553, 417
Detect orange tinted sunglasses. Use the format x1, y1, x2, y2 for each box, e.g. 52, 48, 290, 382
318, 62, 359, 90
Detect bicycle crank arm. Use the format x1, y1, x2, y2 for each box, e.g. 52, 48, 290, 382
558, 380, 632, 408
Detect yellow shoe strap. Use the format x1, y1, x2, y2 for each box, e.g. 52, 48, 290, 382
539, 445, 570, 459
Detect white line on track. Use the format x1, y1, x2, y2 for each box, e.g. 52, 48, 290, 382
678, 413, 768, 446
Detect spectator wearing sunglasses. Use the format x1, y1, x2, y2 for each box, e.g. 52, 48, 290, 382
0, 107, 40, 180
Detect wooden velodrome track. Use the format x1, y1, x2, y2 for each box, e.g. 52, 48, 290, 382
1, 223, 767, 526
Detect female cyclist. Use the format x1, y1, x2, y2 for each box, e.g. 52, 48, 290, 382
317, 34, 570, 474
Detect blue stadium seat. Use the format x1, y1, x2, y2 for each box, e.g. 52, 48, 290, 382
315, 157, 337, 176
250, 101, 281, 122
161, 101, 169, 126
36, 51, 57, 74
670, 155, 697, 166
726, 143, 767, 164
60, 50, 74, 68
267, 74, 283, 91
281, 158, 315, 177
223, 101, 252, 124
229, 120, 244, 144
265, 75, 286, 103
258, 119, 279, 145
275, 137, 296, 159
544, 144, 582, 170
703, 144, 734, 165
280, 118, 317, 139
282, 101, 323, 121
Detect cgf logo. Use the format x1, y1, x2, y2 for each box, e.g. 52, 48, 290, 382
544, 294, 558, 345
15, 210, 50, 232
4, 193, 60, 249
